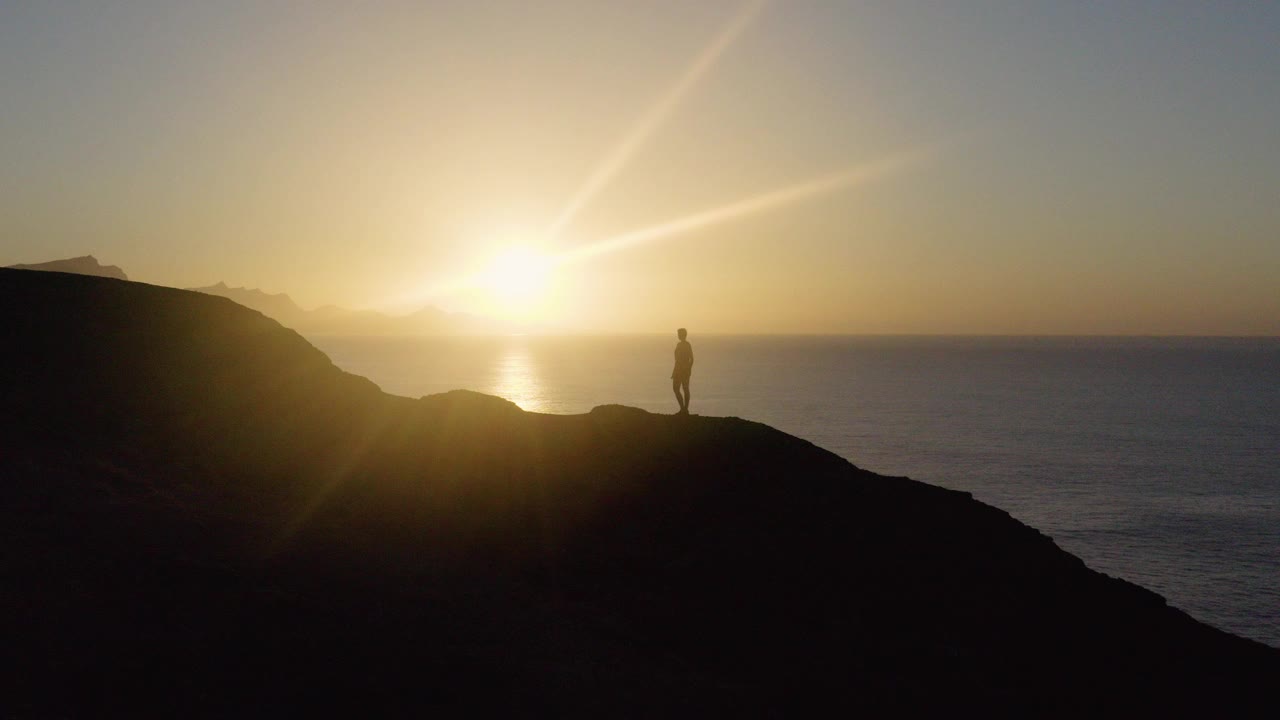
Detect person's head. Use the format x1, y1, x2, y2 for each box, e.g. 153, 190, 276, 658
677, 328, 687, 340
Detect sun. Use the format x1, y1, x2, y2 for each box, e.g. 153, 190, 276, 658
477, 246, 555, 303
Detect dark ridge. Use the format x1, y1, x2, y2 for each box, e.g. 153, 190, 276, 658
7, 254, 129, 280
1, 268, 1275, 717
185, 281, 309, 329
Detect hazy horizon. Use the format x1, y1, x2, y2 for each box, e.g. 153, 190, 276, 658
3, 1, 1278, 335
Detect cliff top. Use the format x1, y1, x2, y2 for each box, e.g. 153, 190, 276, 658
1, 268, 1274, 716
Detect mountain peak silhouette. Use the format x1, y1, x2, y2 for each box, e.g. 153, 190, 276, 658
6, 254, 128, 280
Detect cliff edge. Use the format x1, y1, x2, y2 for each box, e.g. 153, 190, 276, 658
1, 268, 1275, 716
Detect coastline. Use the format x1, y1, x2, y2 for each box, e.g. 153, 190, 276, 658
3, 268, 1276, 714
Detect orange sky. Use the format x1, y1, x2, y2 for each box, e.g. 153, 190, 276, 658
2, 1, 1278, 334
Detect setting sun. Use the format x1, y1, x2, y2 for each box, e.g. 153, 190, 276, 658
477, 247, 555, 305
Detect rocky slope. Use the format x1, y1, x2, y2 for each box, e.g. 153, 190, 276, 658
1, 268, 1275, 716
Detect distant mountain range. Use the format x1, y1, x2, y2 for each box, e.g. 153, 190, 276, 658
185, 281, 522, 336
5, 255, 520, 335
5, 255, 128, 280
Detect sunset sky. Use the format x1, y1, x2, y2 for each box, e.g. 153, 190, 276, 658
2, 1, 1277, 334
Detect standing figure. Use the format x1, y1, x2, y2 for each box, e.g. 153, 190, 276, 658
671, 328, 694, 415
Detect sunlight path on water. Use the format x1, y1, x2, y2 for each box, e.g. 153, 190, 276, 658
489, 344, 547, 412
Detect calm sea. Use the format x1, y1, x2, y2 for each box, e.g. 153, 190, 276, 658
311, 334, 1279, 648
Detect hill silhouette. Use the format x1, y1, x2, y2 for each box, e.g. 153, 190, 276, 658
3, 254, 525, 335
187, 280, 525, 335
6, 254, 128, 280
2, 268, 1275, 716
184, 280, 311, 327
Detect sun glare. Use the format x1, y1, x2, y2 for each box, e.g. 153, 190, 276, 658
479, 247, 554, 302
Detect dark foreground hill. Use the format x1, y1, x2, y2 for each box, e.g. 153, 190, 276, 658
2, 268, 1275, 717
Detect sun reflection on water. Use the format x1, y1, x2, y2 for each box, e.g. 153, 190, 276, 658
489, 343, 545, 412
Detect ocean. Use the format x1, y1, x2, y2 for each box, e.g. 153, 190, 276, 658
311, 334, 1279, 648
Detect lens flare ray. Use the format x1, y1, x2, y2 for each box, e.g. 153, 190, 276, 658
379, 148, 927, 312
544, 0, 767, 242
560, 149, 928, 265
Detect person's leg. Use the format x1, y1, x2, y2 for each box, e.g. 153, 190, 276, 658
679, 378, 691, 413
673, 377, 686, 412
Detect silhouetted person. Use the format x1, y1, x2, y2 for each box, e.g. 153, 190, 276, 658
671, 328, 693, 415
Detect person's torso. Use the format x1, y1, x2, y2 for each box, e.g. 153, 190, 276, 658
674, 341, 693, 368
